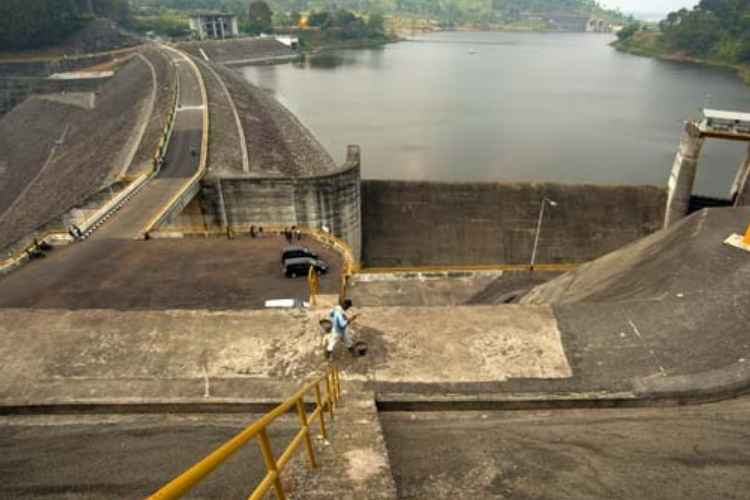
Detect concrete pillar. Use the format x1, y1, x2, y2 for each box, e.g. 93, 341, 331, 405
732, 144, 750, 206
665, 122, 704, 227
220, 17, 226, 38
347, 144, 361, 166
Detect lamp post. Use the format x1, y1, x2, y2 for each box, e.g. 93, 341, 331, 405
530, 197, 558, 271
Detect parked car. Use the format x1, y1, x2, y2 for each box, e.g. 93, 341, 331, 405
281, 245, 318, 263
284, 257, 327, 277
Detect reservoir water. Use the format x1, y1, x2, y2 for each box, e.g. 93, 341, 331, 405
240, 32, 750, 197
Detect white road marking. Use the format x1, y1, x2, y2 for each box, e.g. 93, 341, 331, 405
627, 319, 643, 339
627, 317, 667, 376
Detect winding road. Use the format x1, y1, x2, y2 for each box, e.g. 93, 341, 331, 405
91, 46, 206, 240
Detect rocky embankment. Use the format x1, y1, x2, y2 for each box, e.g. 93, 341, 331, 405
194, 57, 337, 177
0, 47, 175, 252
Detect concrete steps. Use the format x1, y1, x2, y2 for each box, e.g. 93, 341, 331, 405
289, 384, 397, 500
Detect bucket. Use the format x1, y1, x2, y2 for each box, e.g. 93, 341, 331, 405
319, 318, 333, 334
352, 341, 368, 357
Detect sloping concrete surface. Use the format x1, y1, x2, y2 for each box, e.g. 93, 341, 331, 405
0, 55, 159, 250
0, 413, 297, 500
519, 207, 750, 395
381, 398, 750, 500
0, 390, 396, 500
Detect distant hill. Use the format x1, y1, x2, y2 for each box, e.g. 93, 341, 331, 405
0, 0, 130, 53
130, 0, 630, 31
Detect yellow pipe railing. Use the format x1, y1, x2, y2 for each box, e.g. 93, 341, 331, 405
145, 367, 342, 500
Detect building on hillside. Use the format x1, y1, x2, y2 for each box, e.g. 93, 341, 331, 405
189, 14, 239, 39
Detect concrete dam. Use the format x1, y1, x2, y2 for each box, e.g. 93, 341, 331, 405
0, 32, 687, 270
5, 24, 750, 500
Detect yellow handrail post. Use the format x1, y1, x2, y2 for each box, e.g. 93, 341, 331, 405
334, 367, 342, 400
330, 371, 339, 406
744, 219, 750, 246
308, 266, 317, 306
296, 400, 317, 469
325, 376, 335, 416
313, 383, 328, 440
258, 429, 287, 500
339, 271, 347, 304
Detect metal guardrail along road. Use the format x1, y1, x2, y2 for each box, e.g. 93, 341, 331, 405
145, 367, 342, 500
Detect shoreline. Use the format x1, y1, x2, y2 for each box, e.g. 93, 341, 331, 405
612, 39, 750, 86
300, 34, 400, 54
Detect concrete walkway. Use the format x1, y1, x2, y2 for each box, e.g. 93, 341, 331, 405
0, 306, 570, 406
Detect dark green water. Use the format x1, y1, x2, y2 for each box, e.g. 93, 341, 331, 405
240, 31, 750, 197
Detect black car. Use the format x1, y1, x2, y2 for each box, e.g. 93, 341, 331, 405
284, 257, 327, 278
281, 245, 318, 263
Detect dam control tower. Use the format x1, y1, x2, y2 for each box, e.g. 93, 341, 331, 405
665, 108, 750, 227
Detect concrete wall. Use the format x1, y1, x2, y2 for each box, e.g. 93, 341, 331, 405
0, 51, 123, 117
361, 181, 666, 267
198, 147, 362, 259
0, 52, 121, 78
0, 77, 105, 117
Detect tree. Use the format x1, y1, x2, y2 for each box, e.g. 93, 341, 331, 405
290, 11, 302, 27
616, 22, 638, 42
247, 0, 273, 34
0, 0, 88, 51
307, 11, 332, 28
331, 9, 358, 28
367, 13, 385, 33
92, 0, 130, 23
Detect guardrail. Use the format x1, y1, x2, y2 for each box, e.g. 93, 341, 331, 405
358, 263, 579, 274
145, 367, 341, 500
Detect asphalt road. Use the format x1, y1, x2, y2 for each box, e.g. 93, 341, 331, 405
92, 48, 204, 240
0, 414, 299, 500
381, 397, 750, 500
0, 237, 342, 309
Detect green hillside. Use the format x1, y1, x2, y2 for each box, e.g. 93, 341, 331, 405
131, 0, 630, 28
615, 0, 750, 84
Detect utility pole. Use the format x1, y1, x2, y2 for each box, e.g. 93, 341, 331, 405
529, 197, 558, 271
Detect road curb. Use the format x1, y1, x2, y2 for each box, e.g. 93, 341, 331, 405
3, 387, 745, 416
632, 360, 750, 400
0, 399, 319, 416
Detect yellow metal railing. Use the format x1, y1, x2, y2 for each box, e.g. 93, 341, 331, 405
145, 367, 341, 500
308, 265, 321, 306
